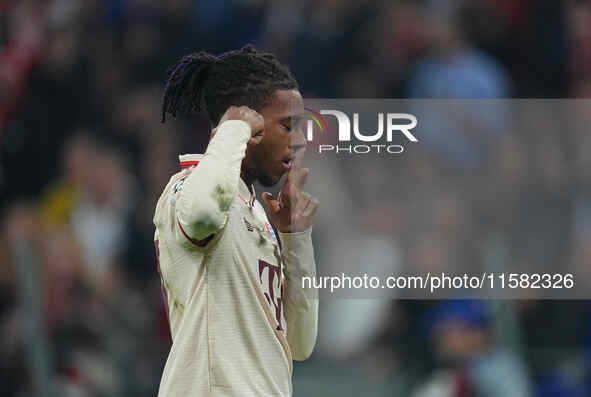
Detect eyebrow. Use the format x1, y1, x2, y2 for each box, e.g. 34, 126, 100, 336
279, 115, 294, 125
282, 114, 305, 125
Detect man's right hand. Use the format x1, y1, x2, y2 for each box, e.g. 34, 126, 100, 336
217, 106, 265, 145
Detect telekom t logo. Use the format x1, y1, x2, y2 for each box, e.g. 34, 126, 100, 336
303, 108, 419, 143
258, 259, 283, 331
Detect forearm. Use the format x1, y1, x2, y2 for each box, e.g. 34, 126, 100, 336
176, 120, 251, 241
280, 229, 318, 361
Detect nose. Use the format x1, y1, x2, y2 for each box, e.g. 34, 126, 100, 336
289, 128, 307, 154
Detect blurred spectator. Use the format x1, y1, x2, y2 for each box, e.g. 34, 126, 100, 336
412, 300, 532, 397
68, 146, 136, 286
407, 1, 511, 169
408, 1, 511, 99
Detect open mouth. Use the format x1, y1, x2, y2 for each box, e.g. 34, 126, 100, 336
281, 160, 292, 171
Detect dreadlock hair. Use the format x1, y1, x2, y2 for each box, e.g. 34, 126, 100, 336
161, 45, 299, 126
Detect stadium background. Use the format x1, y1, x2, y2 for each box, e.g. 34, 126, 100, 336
1, 0, 591, 395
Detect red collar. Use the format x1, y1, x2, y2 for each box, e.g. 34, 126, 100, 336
180, 160, 199, 169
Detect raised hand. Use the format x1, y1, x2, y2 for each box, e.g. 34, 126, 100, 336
216, 106, 265, 145
262, 149, 319, 233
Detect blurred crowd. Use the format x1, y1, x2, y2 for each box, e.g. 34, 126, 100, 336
1, 0, 591, 396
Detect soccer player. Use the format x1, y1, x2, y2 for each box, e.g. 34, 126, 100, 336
153, 45, 319, 396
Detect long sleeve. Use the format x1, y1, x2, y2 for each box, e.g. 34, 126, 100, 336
279, 228, 318, 361
175, 120, 251, 242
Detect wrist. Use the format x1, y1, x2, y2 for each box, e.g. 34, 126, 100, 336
215, 119, 251, 141
278, 227, 312, 239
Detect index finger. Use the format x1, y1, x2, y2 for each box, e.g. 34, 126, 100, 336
284, 147, 305, 186
292, 148, 306, 170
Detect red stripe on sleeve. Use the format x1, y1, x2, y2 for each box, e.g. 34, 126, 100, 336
180, 160, 200, 169
176, 218, 214, 247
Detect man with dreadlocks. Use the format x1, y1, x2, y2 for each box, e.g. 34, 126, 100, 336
153, 45, 319, 396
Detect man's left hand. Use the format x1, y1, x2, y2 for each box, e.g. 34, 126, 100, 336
262, 150, 319, 233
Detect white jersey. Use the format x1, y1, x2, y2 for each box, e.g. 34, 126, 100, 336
153, 120, 318, 397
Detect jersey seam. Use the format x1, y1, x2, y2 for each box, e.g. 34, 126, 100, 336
206, 268, 213, 392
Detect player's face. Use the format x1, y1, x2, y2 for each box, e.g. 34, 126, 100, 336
248, 89, 306, 187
